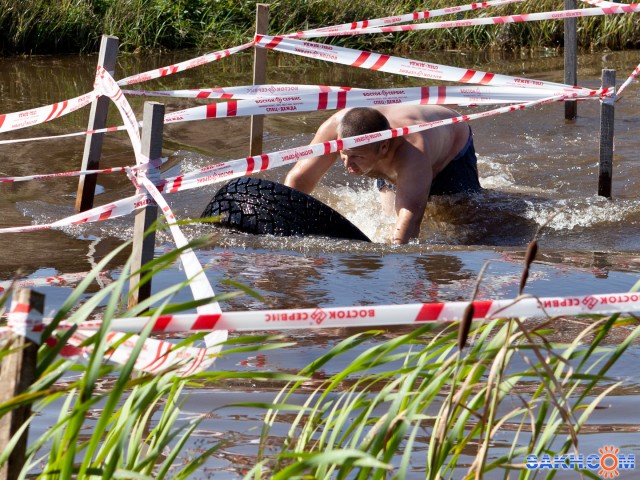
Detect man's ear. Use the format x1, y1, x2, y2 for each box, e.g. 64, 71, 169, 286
379, 139, 390, 156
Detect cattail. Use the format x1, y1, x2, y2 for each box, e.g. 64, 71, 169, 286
458, 302, 475, 351
518, 239, 538, 295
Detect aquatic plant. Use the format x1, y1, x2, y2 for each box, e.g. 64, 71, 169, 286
0, 235, 299, 478
0, 233, 638, 478
246, 262, 640, 478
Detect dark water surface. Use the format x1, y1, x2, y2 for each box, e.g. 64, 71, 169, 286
1, 47, 640, 477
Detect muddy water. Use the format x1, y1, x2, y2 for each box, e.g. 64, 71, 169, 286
1, 48, 640, 477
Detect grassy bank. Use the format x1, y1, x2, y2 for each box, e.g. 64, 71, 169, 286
1, 0, 639, 56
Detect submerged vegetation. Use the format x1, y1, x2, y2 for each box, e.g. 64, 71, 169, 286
1, 234, 639, 478
1, 0, 639, 55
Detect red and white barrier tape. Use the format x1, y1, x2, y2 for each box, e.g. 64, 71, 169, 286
616, 61, 640, 98
3, 82, 599, 146
0, 193, 149, 234
161, 92, 575, 194
294, 4, 640, 39
46, 291, 640, 333
161, 85, 601, 127
293, 0, 525, 36
122, 84, 359, 99
95, 66, 144, 163
0, 90, 99, 134
0, 271, 112, 293
116, 41, 255, 86
255, 35, 592, 93
0, 157, 171, 184
0, 90, 595, 231
65, 330, 220, 377
580, 0, 625, 6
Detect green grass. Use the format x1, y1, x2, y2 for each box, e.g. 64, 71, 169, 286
1, 233, 639, 478
1, 0, 639, 55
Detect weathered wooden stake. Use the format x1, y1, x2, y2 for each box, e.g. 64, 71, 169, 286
0, 289, 44, 480
129, 102, 164, 309
598, 69, 616, 198
564, 0, 577, 121
249, 4, 270, 157
75, 35, 119, 212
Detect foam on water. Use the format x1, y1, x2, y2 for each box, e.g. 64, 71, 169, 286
522, 196, 640, 230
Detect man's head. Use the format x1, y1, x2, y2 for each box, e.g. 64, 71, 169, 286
337, 108, 391, 176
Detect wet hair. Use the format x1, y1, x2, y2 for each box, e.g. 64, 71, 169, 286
337, 107, 391, 141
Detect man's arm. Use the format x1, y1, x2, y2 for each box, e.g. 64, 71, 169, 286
284, 116, 339, 194
391, 162, 431, 244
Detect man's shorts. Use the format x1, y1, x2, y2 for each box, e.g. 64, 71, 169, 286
376, 128, 481, 196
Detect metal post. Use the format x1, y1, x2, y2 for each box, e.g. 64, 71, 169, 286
129, 102, 163, 308
75, 35, 119, 212
249, 4, 270, 157
0, 289, 44, 480
564, 0, 577, 121
598, 69, 615, 198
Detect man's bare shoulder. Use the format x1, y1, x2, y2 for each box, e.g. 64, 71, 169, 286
374, 105, 458, 125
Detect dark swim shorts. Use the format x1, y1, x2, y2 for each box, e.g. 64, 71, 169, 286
376, 128, 481, 196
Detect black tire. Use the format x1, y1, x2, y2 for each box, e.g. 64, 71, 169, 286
201, 177, 371, 242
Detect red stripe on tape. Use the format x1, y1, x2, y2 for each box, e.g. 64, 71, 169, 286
12, 302, 30, 314
44, 103, 60, 122
197, 91, 211, 98
191, 314, 222, 330
153, 315, 174, 332
318, 92, 328, 110
227, 101, 238, 117
169, 175, 182, 193
420, 87, 429, 104
479, 73, 494, 85
473, 300, 493, 319
370, 55, 390, 71
437, 86, 446, 104
206, 103, 217, 118
323, 142, 331, 155
460, 70, 476, 83
98, 209, 113, 221
265, 36, 283, 49
55, 100, 69, 119
416, 303, 445, 322
246, 157, 255, 175
0, 114, 5, 129
352, 52, 371, 67
337, 91, 347, 109
260, 154, 270, 171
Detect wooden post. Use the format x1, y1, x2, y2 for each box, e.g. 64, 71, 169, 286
75, 35, 119, 212
564, 0, 577, 121
128, 102, 163, 309
249, 4, 269, 157
0, 289, 44, 480
598, 69, 616, 198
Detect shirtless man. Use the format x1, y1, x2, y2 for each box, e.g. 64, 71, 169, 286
284, 105, 481, 244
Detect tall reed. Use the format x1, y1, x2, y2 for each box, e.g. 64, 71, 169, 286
1, 0, 638, 55
1, 235, 639, 478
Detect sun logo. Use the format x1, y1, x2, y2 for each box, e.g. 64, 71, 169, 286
598, 445, 620, 478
